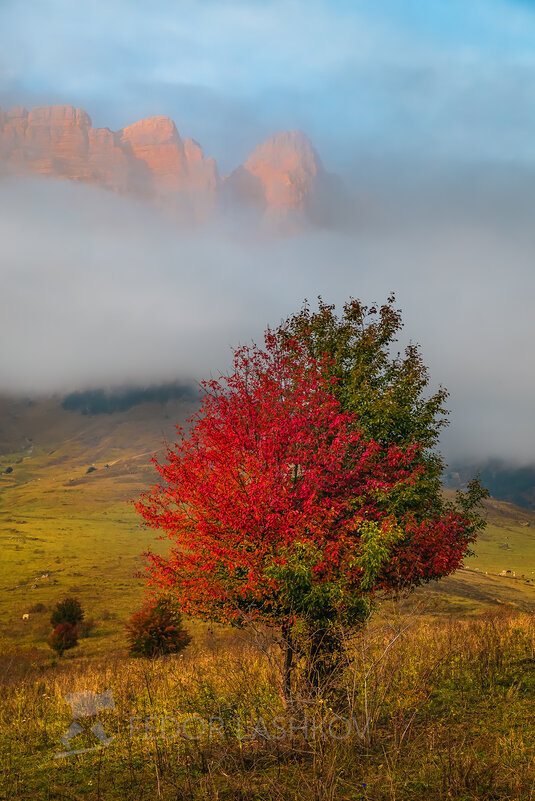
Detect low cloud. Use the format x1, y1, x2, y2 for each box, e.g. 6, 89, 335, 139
1, 169, 534, 467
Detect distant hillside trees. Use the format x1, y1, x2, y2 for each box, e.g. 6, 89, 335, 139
446, 460, 535, 511
62, 383, 198, 415
135, 298, 488, 701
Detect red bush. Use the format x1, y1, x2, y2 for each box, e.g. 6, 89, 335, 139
48, 622, 78, 655
126, 597, 191, 658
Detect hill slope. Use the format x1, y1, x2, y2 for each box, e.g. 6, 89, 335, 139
1, 393, 535, 654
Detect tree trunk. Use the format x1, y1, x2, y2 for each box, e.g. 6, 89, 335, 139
281, 621, 294, 707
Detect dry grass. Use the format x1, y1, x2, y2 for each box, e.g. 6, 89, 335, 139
1, 605, 535, 800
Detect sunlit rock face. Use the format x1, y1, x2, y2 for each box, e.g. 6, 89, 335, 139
0, 105, 93, 179
242, 130, 322, 210
119, 115, 188, 194
0, 106, 338, 227
222, 130, 343, 230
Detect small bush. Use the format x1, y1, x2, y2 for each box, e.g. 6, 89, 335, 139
86, 466, 97, 474
4, 466, 13, 474
48, 622, 78, 655
126, 596, 192, 658
51, 597, 84, 627
28, 602, 46, 614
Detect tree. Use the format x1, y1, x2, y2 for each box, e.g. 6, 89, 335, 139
126, 596, 192, 657
136, 321, 487, 701
51, 597, 84, 628
275, 294, 475, 520
48, 622, 78, 656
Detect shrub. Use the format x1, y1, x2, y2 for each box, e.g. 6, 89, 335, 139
48, 622, 78, 655
50, 597, 84, 627
126, 596, 192, 657
28, 602, 46, 614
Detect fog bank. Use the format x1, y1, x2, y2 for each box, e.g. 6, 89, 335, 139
1, 172, 534, 466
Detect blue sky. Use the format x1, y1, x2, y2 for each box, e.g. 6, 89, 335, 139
2, 0, 535, 170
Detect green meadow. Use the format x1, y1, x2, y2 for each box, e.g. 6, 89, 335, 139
1, 396, 535, 799
2, 397, 534, 655
0, 396, 196, 654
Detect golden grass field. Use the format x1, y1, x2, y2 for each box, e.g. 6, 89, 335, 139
1, 395, 535, 799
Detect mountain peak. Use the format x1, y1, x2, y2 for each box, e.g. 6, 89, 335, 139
243, 130, 323, 210
0, 105, 336, 227
120, 115, 181, 146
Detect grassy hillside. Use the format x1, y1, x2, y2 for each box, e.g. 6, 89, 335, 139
0, 394, 197, 653
420, 493, 535, 615
2, 396, 535, 800
1, 393, 535, 657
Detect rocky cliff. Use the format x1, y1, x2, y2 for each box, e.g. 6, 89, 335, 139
0, 105, 333, 225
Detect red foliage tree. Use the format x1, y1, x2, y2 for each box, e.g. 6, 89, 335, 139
126, 596, 192, 658
135, 331, 485, 698
48, 622, 78, 656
